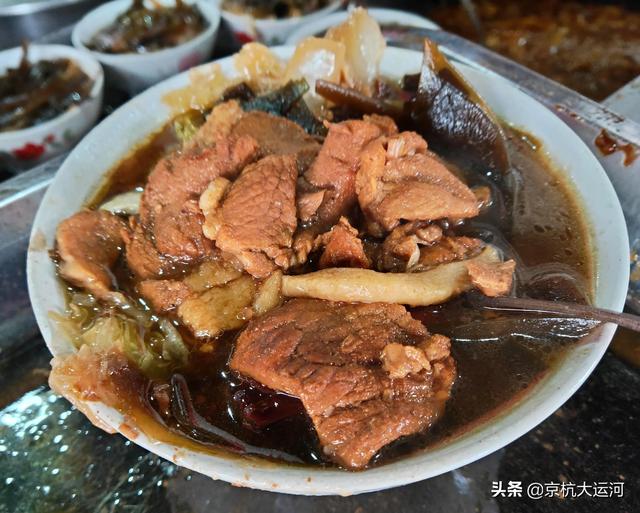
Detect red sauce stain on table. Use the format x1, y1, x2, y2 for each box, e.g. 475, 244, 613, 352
595, 129, 638, 166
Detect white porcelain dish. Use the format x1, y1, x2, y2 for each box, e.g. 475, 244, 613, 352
72, 0, 220, 94
0, 44, 103, 167
286, 7, 439, 44
27, 46, 629, 495
220, 0, 343, 45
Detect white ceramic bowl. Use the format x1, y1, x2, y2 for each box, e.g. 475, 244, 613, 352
220, 0, 344, 45
27, 46, 629, 495
72, 0, 220, 94
286, 7, 439, 44
0, 44, 103, 167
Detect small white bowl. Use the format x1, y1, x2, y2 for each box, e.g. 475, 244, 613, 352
221, 0, 344, 45
27, 46, 629, 495
286, 7, 439, 44
72, 0, 220, 94
0, 44, 103, 168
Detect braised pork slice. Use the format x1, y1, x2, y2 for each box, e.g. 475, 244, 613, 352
294, 115, 398, 260
210, 154, 298, 278
356, 131, 479, 236
139, 137, 260, 264
411, 236, 485, 272
56, 210, 128, 300
315, 217, 370, 269
230, 111, 320, 172
123, 221, 180, 280
186, 100, 245, 150
380, 221, 444, 272
138, 259, 281, 338
138, 279, 191, 313
467, 259, 516, 297
230, 299, 456, 469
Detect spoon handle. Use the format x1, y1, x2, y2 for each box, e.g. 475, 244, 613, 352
472, 295, 640, 333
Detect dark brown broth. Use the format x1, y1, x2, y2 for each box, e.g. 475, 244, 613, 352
80, 115, 593, 469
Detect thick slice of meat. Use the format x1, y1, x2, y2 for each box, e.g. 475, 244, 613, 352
56, 210, 128, 300
123, 221, 180, 280
186, 100, 245, 150
137, 258, 282, 339
294, 115, 398, 260
356, 131, 479, 236
467, 259, 516, 297
138, 279, 190, 313
411, 236, 484, 271
231, 299, 456, 469
133, 101, 259, 277
315, 217, 370, 269
296, 189, 325, 221
178, 275, 256, 338
380, 221, 444, 272
230, 111, 320, 173
213, 155, 298, 278
139, 137, 260, 266
137, 257, 243, 313
141, 116, 257, 228
152, 198, 215, 262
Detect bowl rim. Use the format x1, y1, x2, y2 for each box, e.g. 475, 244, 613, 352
71, 0, 220, 63
285, 7, 439, 44
26, 45, 630, 495
0, 44, 104, 141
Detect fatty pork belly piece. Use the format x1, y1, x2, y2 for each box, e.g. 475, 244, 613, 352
138, 258, 282, 339
231, 298, 456, 469
207, 154, 299, 279
56, 210, 128, 300
294, 115, 398, 260
356, 131, 479, 236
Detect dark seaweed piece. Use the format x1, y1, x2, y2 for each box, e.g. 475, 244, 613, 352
169, 374, 304, 463
221, 82, 255, 102
241, 79, 309, 116
87, 0, 207, 54
0, 42, 93, 132
285, 99, 327, 136
231, 382, 305, 431
241, 79, 325, 135
406, 40, 510, 177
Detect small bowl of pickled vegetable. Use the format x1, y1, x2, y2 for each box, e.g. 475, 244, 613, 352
0, 44, 103, 169
72, 0, 220, 94
221, 0, 344, 45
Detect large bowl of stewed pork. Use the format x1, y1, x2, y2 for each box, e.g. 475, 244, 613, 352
27, 9, 628, 495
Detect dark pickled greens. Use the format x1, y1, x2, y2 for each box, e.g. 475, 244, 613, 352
230, 79, 326, 136
88, 0, 207, 54
0, 44, 93, 132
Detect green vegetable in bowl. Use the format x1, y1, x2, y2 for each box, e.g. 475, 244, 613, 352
51, 292, 189, 379
88, 0, 208, 54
